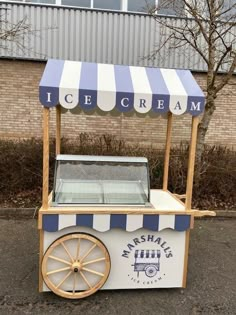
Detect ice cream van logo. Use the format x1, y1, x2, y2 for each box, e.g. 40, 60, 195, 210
132, 249, 161, 278
121, 234, 173, 283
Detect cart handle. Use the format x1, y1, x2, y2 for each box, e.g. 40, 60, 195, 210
189, 210, 216, 217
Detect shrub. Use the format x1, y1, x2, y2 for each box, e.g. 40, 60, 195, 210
0, 135, 235, 209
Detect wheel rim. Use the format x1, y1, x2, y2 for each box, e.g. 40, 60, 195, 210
145, 265, 157, 278
42, 233, 110, 299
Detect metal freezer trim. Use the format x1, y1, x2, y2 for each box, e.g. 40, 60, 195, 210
56, 155, 148, 163
53, 180, 148, 205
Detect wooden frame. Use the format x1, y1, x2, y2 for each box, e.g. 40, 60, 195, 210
185, 116, 199, 210
39, 229, 44, 292
163, 112, 173, 191
182, 116, 199, 287
42, 107, 50, 210
56, 105, 61, 155
182, 230, 190, 287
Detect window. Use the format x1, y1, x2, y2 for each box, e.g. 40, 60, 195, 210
61, 0, 90, 7
128, 0, 156, 13
94, 0, 121, 10
184, 0, 236, 19
25, 0, 56, 3
157, 0, 184, 16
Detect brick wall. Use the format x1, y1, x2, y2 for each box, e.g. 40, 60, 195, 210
0, 59, 235, 148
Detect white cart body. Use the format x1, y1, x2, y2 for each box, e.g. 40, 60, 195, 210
41, 190, 189, 290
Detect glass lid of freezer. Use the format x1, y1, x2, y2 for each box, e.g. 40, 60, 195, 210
52, 155, 150, 205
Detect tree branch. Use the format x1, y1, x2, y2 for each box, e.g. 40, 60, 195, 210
214, 22, 236, 42
216, 3, 236, 19
211, 46, 233, 88
182, 0, 209, 43
149, 14, 209, 65
215, 53, 236, 93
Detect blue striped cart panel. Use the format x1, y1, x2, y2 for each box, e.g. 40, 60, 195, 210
42, 213, 191, 233
174, 215, 191, 231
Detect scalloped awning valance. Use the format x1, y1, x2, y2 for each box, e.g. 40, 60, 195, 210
39, 59, 205, 116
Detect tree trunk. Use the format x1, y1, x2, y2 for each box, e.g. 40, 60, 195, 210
196, 94, 216, 165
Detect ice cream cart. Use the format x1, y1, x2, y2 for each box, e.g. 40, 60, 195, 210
38, 59, 215, 299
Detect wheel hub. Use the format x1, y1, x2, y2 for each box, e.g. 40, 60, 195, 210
72, 261, 82, 272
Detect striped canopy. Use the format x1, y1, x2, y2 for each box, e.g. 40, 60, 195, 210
39, 59, 205, 116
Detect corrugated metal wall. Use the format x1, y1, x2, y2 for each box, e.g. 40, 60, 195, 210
0, 1, 235, 71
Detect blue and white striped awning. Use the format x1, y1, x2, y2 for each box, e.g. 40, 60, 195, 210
135, 250, 160, 259
39, 59, 205, 116
42, 213, 191, 233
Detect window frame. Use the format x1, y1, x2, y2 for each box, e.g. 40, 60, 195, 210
11, 0, 183, 15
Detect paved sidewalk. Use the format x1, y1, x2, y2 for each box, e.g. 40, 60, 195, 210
0, 218, 235, 315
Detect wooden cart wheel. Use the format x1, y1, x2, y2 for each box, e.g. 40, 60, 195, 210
42, 233, 110, 299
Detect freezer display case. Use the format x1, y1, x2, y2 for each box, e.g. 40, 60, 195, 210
52, 155, 150, 206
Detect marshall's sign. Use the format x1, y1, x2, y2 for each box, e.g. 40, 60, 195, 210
121, 234, 173, 259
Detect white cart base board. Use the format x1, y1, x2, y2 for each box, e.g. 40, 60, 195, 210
42, 226, 187, 291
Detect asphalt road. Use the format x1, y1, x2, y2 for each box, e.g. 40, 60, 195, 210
0, 218, 235, 315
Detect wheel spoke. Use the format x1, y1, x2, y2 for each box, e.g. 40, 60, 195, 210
82, 257, 106, 266
42, 233, 111, 299
61, 241, 74, 263
76, 238, 80, 261
48, 255, 71, 266
82, 267, 104, 277
73, 272, 77, 294
56, 270, 72, 289
80, 270, 92, 289
80, 244, 96, 263
47, 266, 71, 276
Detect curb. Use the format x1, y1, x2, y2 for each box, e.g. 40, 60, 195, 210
0, 208, 37, 219
0, 208, 236, 219
214, 210, 236, 218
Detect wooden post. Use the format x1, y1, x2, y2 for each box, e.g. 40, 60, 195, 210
42, 107, 50, 210
185, 116, 199, 210
182, 116, 199, 288
182, 229, 190, 288
163, 112, 173, 191
39, 230, 44, 292
56, 105, 61, 155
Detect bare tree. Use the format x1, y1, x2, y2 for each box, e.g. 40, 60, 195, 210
0, 3, 53, 58
148, 0, 236, 163
0, 5, 33, 53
